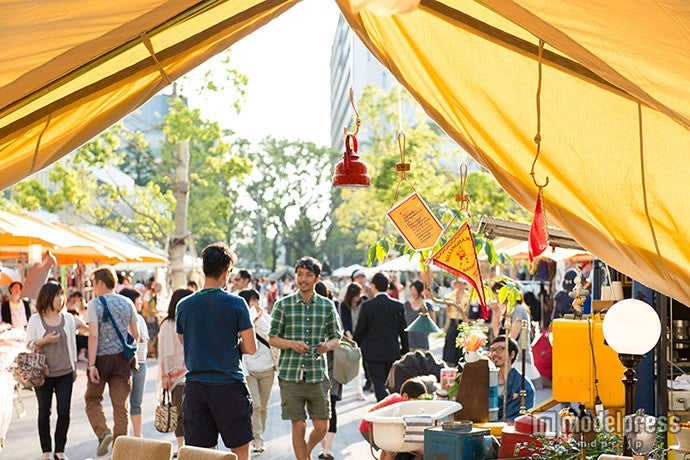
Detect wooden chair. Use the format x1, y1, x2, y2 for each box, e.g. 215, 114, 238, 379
111, 435, 173, 460
177, 445, 238, 460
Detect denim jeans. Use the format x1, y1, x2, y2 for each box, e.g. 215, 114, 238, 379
35, 371, 74, 453
129, 362, 147, 415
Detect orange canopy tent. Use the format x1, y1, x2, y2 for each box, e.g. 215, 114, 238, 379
0, 212, 125, 264
0, 0, 688, 305
0, 211, 167, 265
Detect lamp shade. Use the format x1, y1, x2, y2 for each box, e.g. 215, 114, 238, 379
602, 298, 661, 356
405, 313, 441, 333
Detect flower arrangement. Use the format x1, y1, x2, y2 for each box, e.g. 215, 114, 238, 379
455, 320, 488, 352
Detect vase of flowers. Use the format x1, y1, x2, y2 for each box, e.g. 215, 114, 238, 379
456, 320, 488, 363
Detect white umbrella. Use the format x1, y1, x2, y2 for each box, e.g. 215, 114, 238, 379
0, 266, 21, 285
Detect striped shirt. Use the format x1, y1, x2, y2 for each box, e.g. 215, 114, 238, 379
269, 292, 342, 383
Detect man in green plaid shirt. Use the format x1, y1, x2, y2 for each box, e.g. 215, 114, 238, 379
269, 257, 341, 460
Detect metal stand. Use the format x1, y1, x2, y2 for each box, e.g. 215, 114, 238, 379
13, 383, 26, 419
619, 353, 643, 457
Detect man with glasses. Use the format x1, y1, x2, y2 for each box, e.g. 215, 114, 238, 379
231, 269, 252, 292
269, 257, 342, 460
488, 335, 535, 421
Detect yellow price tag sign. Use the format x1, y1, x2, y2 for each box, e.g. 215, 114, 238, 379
387, 192, 443, 251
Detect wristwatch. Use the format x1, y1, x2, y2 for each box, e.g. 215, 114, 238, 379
87, 364, 96, 370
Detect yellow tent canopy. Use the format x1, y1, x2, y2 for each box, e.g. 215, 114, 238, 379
0, 1, 688, 304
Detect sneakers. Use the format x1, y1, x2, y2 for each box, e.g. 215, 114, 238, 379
251, 442, 265, 454
96, 432, 113, 457
318, 453, 335, 460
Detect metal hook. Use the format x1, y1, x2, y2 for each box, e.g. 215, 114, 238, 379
396, 131, 410, 180
455, 162, 471, 211
343, 86, 361, 137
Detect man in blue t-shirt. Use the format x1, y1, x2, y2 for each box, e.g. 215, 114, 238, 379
176, 242, 256, 460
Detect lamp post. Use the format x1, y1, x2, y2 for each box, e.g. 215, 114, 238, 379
602, 298, 661, 457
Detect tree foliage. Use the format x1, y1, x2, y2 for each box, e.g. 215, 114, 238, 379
155, 96, 252, 250
231, 137, 340, 270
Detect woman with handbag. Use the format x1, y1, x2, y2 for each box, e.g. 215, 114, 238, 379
239, 288, 276, 454
339, 282, 366, 401
25, 281, 77, 460
157, 288, 193, 452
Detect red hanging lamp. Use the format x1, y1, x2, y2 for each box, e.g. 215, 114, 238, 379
332, 86, 370, 188
332, 133, 370, 188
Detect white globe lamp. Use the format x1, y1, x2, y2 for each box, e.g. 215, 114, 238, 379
602, 298, 661, 456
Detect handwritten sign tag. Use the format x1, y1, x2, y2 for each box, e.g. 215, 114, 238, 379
387, 192, 443, 251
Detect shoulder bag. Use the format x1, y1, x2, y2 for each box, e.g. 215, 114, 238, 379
99, 296, 137, 362
11, 344, 48, 388
333, 335, 361, 385
154, 389, 178, 433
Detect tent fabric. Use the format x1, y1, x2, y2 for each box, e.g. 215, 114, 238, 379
337, 0, 690, 306
0, 0, 689, 305
0, 0, 299, 189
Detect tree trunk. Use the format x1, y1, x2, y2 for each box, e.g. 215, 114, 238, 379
169, 138, 189, 289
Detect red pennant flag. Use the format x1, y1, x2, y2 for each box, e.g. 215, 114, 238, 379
431, 222, 486, 310
528, 189, 549, 267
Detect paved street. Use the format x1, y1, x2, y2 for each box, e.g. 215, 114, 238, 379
1, 337, 551, 459
3, 357, 377, 460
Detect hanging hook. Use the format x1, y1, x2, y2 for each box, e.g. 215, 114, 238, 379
455, 162, 470, 212
343, 86, 361, 137
530, 40, 550, 189
396, 131, 410, 180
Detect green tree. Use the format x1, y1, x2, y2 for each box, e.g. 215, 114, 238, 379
335, 85, 530, 261
155, 96, 252, 251
233, 137, 340, 271
4, 124, 176, 246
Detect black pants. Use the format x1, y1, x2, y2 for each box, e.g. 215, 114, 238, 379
76, 335, 88, 356
35, 372, 73, 453
366, 360, 393, 402
328, 395, 338, 433
443, 319, 463, 366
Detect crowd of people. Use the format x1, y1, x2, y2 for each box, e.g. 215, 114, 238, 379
0, 243, 583, 460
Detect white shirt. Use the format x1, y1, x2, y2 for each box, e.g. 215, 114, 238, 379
10, 300, 28, 328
